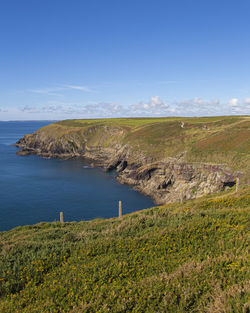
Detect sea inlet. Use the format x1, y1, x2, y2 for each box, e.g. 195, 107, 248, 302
0, 121, 155, 231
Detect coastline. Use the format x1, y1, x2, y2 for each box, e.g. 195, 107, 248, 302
15, 120, 242, 205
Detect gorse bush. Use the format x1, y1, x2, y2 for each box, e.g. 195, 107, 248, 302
0, 187, 249, 312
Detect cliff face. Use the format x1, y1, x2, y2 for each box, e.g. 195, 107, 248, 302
15, 119, 243, 205
116, 161, 237, 204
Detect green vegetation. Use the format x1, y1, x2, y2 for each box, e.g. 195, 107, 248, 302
0, 187, 249, 312
39, 116, 250, 180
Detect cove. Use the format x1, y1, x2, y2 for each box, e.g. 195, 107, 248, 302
0, 121, 155, 231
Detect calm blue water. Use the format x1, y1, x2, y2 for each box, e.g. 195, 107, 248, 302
0, 121, 154, 231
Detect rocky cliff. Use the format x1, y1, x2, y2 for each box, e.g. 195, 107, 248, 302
15, 117, 246, 205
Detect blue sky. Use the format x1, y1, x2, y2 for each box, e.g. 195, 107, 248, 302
0, 0, 250, 120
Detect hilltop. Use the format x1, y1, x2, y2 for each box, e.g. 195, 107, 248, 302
0, 186, 249, 312
16, 116, 250, 204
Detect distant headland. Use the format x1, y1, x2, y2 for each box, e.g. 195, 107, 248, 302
15, 116, 249, 204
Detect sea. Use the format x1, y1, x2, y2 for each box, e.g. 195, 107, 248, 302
0, 121, 155, 231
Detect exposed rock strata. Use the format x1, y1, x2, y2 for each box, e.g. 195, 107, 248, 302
15, 128, 240, 205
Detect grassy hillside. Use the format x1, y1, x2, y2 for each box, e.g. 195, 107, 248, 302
36, 115, 250, 180
0, 186, 249, 312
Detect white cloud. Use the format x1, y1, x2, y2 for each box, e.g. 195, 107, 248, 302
20, 96, 172, 118
213, 98, 220, 105
29, 84, 94, 96
131, 96, 172, 116
170, 97, 225, 116
0, 108, 8, 113
171, 97, 250, 116
225, 98, 250, 114
228, 98, 239, 107
243, 98, 250, 105
177, 97, 212, 107
21, 106, 40, 113
82, 102, 125, 117
21, 101, 126, 118
231, 107, 242, 112
29, 87, 64, 96
65, 85, 93, 92
10, 95, 250, 121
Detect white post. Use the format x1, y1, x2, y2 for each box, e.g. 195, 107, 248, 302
180, 189, 183, 203
119, 201, 122, 218
236, 177, 239, 192
60, 212, 64, 223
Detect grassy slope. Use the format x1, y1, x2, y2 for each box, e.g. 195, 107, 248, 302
38, 116, 250, 180
0, 187, 249, 312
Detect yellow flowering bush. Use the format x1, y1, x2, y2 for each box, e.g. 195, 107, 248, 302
0, 188, 249, 312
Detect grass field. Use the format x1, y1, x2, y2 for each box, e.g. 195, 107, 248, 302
0, 186, 249, 312
33, 115, 250, 181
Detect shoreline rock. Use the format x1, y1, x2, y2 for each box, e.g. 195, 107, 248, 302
15, 130, 241, 205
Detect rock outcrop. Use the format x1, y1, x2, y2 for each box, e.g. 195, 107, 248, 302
15, 124, 241, 205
